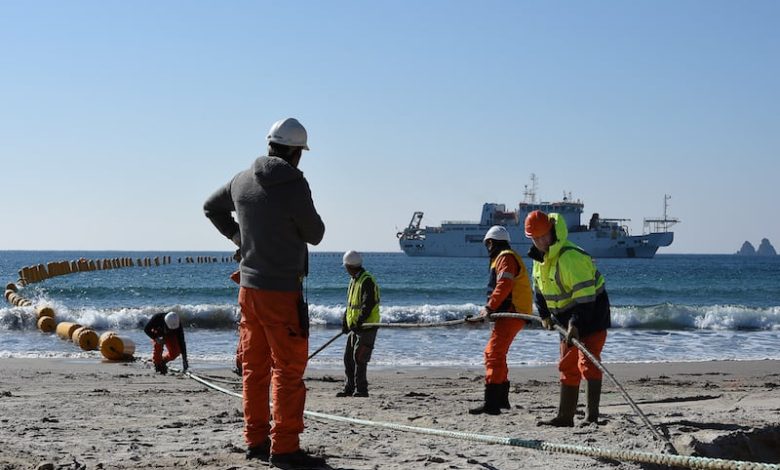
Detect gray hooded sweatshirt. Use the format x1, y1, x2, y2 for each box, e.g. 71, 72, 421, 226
203, 156, 325, 291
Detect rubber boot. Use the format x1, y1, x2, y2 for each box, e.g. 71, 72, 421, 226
468, 383, 502, 415
246, 437, 271, 461
584, 379, 602, 424
537, 384, 579, 427
499, 381, 511, 410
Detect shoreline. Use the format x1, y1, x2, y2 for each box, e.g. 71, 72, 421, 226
1, 358, 779, 469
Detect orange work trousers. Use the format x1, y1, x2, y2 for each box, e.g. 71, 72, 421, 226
152, 335, 181, 365
238, 287, 308, 454
558, 329, 608, 387
484, 318, 525, 384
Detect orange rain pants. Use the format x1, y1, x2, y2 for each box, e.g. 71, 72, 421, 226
238, 287, 308, 454
230, 270, 244, 371
558, 329, 608, 387
484, 318, 525, 384
152, 334, 181, 365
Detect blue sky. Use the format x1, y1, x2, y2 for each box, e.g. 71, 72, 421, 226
1, 1, 778, 254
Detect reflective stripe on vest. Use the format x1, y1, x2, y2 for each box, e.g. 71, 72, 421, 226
346, 270, 381, 327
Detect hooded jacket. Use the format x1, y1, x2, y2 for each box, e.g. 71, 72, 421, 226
203, 156, 325, 291
529, 213, 611, 337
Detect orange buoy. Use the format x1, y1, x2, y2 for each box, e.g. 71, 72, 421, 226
7, 293, 24, 306
36, 306, 55, 319
99, 332, 136, 361
37, 316, 56, 333
72, 327, 99, 351
56, 322, 82, 341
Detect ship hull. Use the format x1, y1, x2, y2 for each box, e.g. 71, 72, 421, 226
400, 226, 673, 259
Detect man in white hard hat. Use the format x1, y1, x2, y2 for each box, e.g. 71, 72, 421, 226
144, 311, 188, 375
337, 250, 380, 398
468, 225, 532, 415
203, 117, 326, 468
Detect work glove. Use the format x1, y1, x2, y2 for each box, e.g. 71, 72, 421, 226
341, 315, 349, 334
351, 321, 364, 333
154, 362, 168, 375
541, 317, 554, 331
565, 323, 579, 345
478, 307, 494, 322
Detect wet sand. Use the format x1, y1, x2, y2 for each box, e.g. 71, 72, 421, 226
1, 358, 779, 469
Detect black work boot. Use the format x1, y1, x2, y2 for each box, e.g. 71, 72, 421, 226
270, 449, 327, 469
583, 379, 602, 425
353, 390, 369, 397
246, 438, 271, 461
335, 388, 354, 397
468, 383, 502, 415
499, 381, 511, 409
537, 384, 579, 427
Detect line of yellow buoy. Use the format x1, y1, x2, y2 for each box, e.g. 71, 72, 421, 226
4, 254, 232, 361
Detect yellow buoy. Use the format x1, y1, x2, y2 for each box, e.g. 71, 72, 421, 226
99, 332, 136, 361
72, 327, 99, 351
37, 316, 56, 333
4, 290, 13, 301
5, 283, 17, 292
56, 322, 82, 341
36, 306, 55, 319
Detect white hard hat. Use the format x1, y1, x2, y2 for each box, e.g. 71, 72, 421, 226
483, 225, 511, 242
164, 312, 180, 329
342, 250, 363, 267
267, 118, 309, 150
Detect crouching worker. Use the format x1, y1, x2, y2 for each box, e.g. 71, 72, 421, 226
144, 311, 189, 375
525, 210, 611, 427
337, 250, 380, 398
469, 225, 532, 415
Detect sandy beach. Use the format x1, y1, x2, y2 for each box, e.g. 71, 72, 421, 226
1, 358, 779, 469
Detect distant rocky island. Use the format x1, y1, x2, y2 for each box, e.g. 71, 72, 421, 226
736, 238, 777, 256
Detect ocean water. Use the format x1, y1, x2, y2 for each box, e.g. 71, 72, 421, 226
1, 251, 779, 368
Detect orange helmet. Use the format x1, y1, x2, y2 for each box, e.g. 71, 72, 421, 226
524, 210, 553, 238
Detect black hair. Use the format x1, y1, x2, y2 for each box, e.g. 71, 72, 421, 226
488, 239, 511, 259
268, 142, 303, 163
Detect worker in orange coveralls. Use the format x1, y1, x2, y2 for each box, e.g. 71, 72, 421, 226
204, 118, 326, 468
469, 225, 533, 416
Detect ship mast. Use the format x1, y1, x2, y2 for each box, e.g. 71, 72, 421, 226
643, 194, 680, 233
523, 173, 538, 204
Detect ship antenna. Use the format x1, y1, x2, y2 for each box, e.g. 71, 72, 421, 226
663, 194, 670, 221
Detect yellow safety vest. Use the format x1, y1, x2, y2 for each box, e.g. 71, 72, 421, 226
346, 270, 381, 327
488, 249, 533, 314
532, 242, 605, 316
